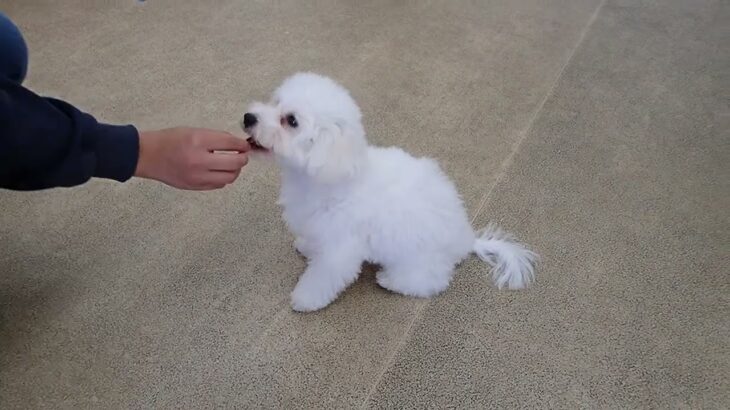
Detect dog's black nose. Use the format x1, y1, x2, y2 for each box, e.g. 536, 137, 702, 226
243, 113, 258, 128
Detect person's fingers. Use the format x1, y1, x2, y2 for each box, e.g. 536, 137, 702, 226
223, 168, 242, 183
201, 132, 251, 152
205, 152, 249, 172
187, 184, 225, 191
201, 183, 227, 190
200, 170, 240, 187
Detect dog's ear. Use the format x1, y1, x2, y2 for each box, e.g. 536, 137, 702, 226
306, 121, 366, 183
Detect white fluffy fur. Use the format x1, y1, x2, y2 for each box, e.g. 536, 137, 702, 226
243, 72, 538, 312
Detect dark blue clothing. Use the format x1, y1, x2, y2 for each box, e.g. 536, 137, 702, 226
0, 12, 139, 190
0, 12, 26, 83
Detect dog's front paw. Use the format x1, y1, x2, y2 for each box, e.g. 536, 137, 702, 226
290, 280, 335, 312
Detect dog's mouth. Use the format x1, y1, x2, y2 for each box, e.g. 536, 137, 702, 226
246, 136, 267, 151
244, 132, 271, 152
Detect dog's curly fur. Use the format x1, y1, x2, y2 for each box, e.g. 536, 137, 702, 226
243, 72, 537, 312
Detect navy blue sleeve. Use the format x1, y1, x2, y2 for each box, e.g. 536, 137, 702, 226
0, 76, 139, 190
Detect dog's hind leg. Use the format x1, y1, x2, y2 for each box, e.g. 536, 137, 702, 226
376, 257, 455, 298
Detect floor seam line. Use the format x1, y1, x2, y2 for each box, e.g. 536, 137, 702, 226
249, 300, 290, 356
359, 300, 429, 409
359, 1, 609, 406
470, 0, 608, 224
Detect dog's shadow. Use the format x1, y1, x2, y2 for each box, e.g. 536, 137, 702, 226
349, 261, 397, 299
357, 262, 381, 283
295, 250, 387, 294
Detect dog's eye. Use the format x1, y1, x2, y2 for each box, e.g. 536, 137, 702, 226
283, 114, 298, 128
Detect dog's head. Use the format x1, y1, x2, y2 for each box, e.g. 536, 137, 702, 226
242, 72, 368, 183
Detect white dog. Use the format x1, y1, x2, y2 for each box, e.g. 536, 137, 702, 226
242, 72, 537, 312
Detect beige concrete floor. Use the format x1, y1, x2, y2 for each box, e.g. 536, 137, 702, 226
1, 0, 728, 408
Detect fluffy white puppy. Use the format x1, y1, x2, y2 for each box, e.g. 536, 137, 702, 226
242, 72, 537, 312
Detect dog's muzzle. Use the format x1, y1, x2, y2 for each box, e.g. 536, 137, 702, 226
241, 112, 266, 151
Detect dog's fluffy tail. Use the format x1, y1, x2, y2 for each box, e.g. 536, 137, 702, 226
473, 224, 538, 290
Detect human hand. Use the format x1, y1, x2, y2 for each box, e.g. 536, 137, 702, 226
134, 127, 251, 190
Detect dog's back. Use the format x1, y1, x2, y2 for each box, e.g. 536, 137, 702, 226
358, 146, 475, 265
